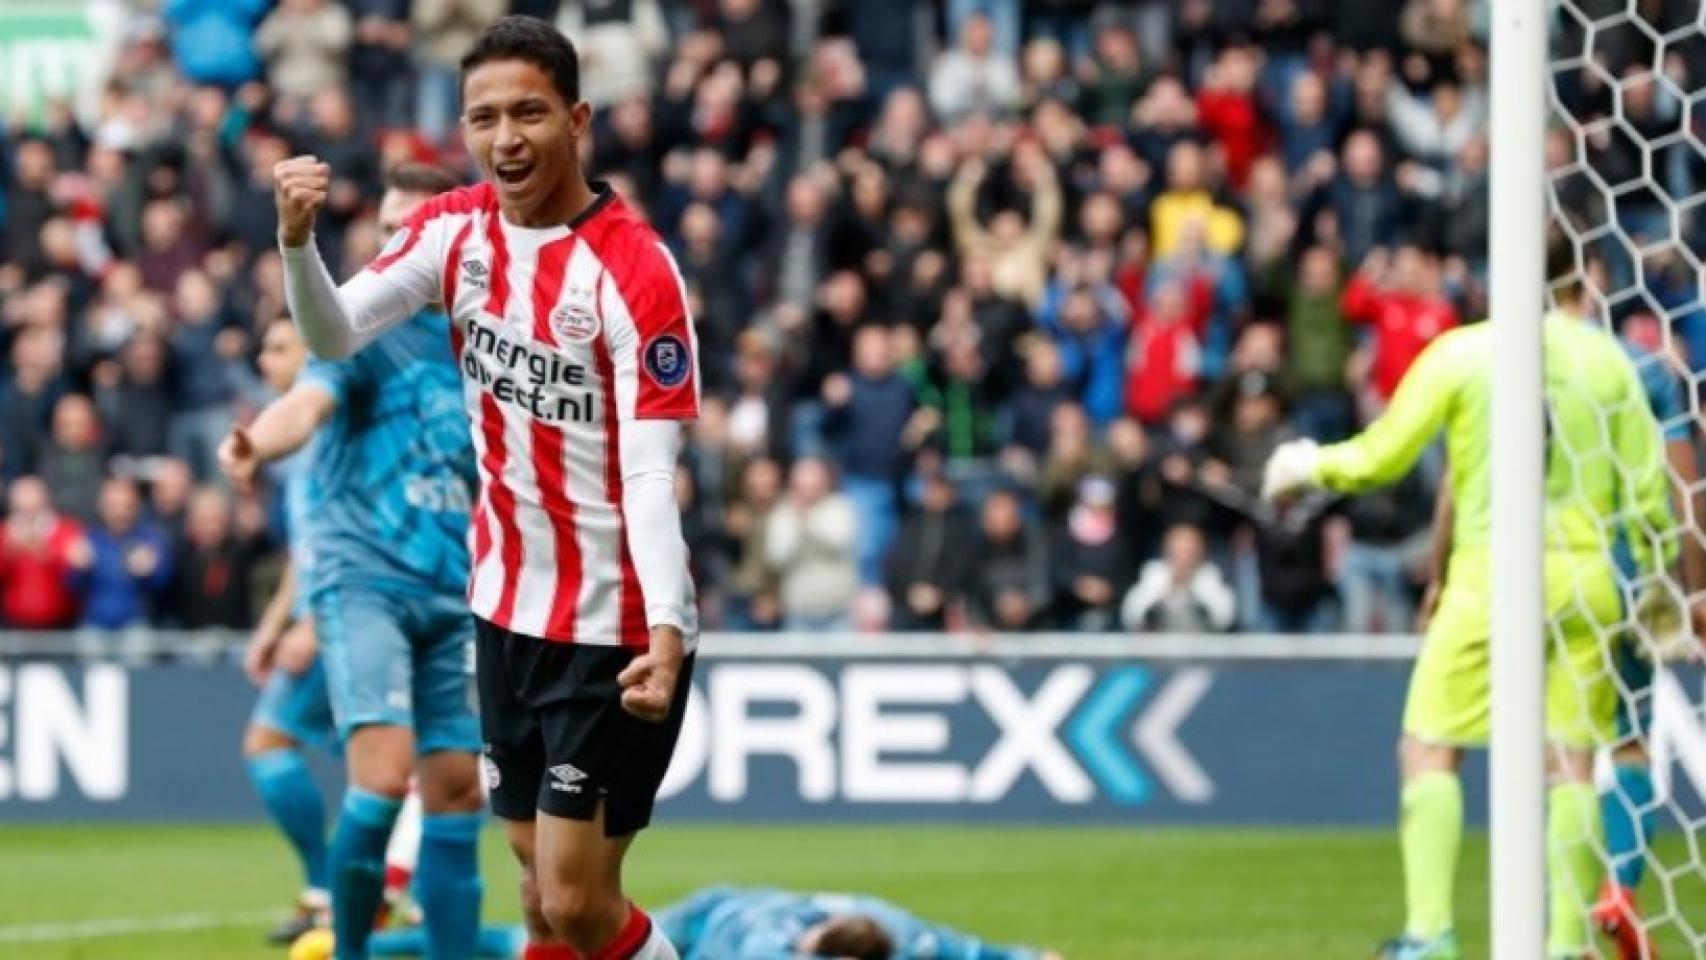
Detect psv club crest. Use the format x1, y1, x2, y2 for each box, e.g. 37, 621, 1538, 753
549, 286, 600, 343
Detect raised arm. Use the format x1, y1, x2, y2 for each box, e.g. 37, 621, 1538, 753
276, 156, 439, 358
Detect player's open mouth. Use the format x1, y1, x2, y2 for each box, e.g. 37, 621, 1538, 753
494, 160, 534, 188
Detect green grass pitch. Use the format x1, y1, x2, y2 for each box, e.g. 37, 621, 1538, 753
1, 823, 1702, 958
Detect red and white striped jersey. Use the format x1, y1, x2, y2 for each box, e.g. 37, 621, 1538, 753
359, 182, 699, 647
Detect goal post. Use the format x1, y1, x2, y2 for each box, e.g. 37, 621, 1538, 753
1490, 0, 1550, 957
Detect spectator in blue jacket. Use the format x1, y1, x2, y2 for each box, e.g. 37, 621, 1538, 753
68, 476, 173, 630
1036, 270, 1129, 429
161, 0, 267, 88
823, 325, 920, 584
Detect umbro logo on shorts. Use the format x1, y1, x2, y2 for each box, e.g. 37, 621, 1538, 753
549, 763, 587, 794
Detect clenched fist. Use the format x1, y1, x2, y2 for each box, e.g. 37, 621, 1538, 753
275, 155, 331, 248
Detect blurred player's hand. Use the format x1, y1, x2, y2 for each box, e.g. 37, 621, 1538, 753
276, 618, 318, 676
1261, 438, 1320, 502
244, 621, 283, 686
219, 426, 259, 494
619, 626, 685, 724
275, 155, 330, 248
1635, 580, 1691, 661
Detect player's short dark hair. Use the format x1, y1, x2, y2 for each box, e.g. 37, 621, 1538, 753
460, 15, 580, 105
385, 161, 460, 197
1546, 229, 1584, 302
814, 916, 894, 960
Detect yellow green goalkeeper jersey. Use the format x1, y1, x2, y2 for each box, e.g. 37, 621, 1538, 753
1313, 311, 1674, 576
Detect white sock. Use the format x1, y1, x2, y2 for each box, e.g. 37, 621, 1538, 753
631, 922, 679, 960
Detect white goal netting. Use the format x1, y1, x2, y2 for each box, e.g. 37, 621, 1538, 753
1545, 0, 1706, 954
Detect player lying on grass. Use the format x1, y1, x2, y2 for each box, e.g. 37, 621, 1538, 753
1262, 246, 1676, 960
228, 161, 488, 960
346, 885, 1062, 960
239, 316, 339, 945
1409, 253, 1706, 960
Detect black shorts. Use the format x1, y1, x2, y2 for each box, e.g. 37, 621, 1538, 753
474, 618, 694, 837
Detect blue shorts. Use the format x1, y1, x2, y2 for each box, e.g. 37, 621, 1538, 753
313, 586, 481, 754
250, 656, 336, 751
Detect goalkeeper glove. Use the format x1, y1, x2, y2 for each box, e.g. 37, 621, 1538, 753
1262, 438, 1321, 502
1633, 580, 1692, 662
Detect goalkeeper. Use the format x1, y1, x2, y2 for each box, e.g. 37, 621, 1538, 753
1263, 249, 1676, 960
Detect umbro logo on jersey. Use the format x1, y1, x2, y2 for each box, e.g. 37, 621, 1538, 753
549, 763, 588, 793
461, 259, 489, 289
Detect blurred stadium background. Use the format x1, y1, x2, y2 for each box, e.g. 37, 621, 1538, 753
1, 0, 1705, 957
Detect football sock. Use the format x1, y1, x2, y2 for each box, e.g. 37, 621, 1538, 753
1603, 763, 1656, 890
1547, 781, 1602, 956
417, 811, 483, 959
246, 748, 330, 894
1400, 771, 1462, 939
331, 787, 403, 960
591, 906, 676, 960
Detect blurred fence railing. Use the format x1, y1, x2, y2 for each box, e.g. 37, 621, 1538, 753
0, 629, 1423, 663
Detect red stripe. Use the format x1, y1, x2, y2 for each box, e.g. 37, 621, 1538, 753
574, 207, 697, 420
521, 946, 578, 960
480, 393, 524, 627
594, 332, 650, 650
442, 220, 473, 316
590, 906, 650, 960
528, 237, 583, 641
368, 184, 490, 275
482, 207, 511, 317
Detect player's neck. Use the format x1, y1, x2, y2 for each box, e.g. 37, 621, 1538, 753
501, 174, 597, 230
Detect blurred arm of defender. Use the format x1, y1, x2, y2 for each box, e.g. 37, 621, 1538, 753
274, 155, 437, 359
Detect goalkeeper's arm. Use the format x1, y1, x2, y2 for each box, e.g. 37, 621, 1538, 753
1264, 330, 1461, 501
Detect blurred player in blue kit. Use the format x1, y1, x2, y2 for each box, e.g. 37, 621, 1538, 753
240, 313, 337, 944
222, 161, 485, 960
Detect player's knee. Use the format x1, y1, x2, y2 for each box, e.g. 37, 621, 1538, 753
242, 724, 296, 758
1612, 741, 1650, 767
348, 764, 412, 799
417, 754, 483, 813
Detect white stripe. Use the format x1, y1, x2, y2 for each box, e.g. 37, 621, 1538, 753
0, 908, 282, 943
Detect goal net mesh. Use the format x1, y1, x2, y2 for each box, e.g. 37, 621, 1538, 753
1546, 0, 1706, 953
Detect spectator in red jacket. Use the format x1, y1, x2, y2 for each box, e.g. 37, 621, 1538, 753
1339, 243, 1459, 404
0, 475, 84, 629
1194, 44, 1270, 191
1125, 279, 1205, 427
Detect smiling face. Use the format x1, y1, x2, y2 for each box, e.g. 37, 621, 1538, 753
461, 59, 591, 226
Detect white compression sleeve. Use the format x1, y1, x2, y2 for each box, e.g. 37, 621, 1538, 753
619, 419, 692, 633
280, 238, 420, 359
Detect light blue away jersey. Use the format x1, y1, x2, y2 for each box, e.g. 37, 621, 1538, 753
654, 886, 1043, 960
299, 310, 475, 599
279, 448, 317, 617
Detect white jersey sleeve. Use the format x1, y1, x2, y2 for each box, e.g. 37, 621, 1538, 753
618, 419, 692, 633
280, 193, 466, 359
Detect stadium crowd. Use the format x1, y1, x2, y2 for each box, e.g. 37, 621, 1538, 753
0, 0, 1688, 639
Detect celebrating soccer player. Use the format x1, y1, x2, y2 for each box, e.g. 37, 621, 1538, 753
232, 162, 487, 960
1261, 244, 1677, 960
275, 15, 698, 960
